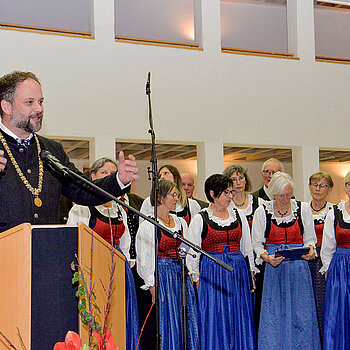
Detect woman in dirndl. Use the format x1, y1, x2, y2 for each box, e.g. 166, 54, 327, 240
187, 174, 257, 350
67, 157, 140, 350
136, 179, 199, 350
321, 171, 350, 350
252, 171, 320, 350
307, 171, 333, 343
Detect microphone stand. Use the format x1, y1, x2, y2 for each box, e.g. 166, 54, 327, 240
41, 73, 234, 349
178, 245, 189, 350
41, 154, 234, 350
145, 72, 161, 350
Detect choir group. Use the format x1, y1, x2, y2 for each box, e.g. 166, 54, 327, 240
68, 157, 350, 350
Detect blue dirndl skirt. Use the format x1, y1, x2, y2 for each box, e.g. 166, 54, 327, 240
198, 246, 256, 350
258, 244, 321, 350
308, 245, 326, 343
116, 246, 140, 350
158, 258, 199, 350
323, 247, 350, 350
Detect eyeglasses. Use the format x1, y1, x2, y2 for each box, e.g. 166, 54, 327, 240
263, 170, 278, 176
167, 192, 178, 199
311, 183, 328, 189
231, 176, 245, 183
223, 190, 235, 197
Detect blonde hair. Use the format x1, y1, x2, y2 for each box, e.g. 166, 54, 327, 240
309, 171, 333, 188
345, 171, 350, 185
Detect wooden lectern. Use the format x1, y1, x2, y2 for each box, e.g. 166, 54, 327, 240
0, 223, 126, 350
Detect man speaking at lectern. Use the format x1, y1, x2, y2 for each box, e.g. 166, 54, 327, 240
0, 71, 138, 233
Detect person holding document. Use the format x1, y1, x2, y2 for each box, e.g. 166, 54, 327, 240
252, 172, 320, 350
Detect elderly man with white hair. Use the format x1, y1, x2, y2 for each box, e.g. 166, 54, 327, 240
252, 172, 320, 350
251, 158, 284, 200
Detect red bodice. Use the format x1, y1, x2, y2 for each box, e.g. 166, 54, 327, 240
265, 219, 303, 245
90, 217, 125, 246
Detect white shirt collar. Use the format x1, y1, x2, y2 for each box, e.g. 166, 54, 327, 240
0, 121, 33, 142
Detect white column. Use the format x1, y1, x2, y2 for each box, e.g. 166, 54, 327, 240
93, 0, 115, 43
200, 0, 221, 52
292, 145, 319, 201
91, 136, 116, 166
197, 141, 224, 199
287, 0, 315, 60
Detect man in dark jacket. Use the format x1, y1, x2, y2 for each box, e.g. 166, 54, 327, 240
251, 157, 283, 200
0, 70, 138, 233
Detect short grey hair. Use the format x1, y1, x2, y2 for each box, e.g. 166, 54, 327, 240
261, 158, 284, 172
89, 157, 118, 179
267, 172, 295, 198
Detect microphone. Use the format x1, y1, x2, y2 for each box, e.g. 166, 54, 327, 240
146, 72, 151, 95
40, 150, 69, 176
178, 241, 190, 258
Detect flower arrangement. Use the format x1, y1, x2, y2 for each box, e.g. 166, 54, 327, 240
53, 330, 118, 350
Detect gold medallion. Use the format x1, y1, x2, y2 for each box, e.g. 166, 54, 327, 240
34, 197, 42, 207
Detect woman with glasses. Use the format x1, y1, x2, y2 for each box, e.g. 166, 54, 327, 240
136, 179, 199, 349
321, 171, 350, 350
223, 164, 265, 336
67, 157, 140, 350
223, 164, 265, 229
252, 172, 320, 350
307, 171, 334, 343
187, 174, 257, 350
140, 164, 201, 225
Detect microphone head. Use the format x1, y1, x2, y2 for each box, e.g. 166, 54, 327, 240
40, 149, 51, 161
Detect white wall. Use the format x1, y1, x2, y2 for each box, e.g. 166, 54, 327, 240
1, 0, 350, 200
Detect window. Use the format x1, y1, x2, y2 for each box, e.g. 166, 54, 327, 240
221, 0, 292, 58
0, 0, 92, 37
315, 1, 350, 62
115, 0, 199, 48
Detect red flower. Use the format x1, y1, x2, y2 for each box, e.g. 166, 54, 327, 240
93, 331, 118, 350
54, 331, 82, 350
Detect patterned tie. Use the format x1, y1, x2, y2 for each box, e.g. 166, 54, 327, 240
17, 138, 31, 148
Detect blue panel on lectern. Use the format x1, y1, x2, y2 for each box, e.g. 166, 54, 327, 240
31, 226, 79, 349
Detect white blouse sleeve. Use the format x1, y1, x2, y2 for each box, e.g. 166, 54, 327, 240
301, 202, 317, 247
136, 220, 156, 289
320, 208, 337, 274
139, 197, 154, 225
66, 204, 91, 226
119, 207, 132, 265
238, 210, 258, 273
188, 198, 201, 221
252, 205, 268, 264
186, 213, 204, 282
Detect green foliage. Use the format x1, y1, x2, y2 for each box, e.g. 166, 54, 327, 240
94, 322, 102, 333
80, 310, 94, 325
92, 303, 101, 314
76, 285, 86, 297
72, 271, 80, 285
78, 298, 87, 311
